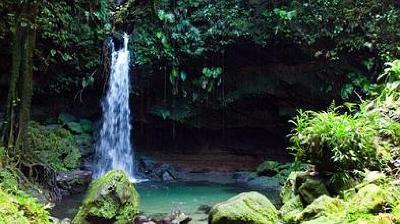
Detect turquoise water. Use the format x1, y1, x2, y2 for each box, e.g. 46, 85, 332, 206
53, 181, 278, 223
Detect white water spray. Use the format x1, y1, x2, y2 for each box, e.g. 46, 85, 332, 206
94, 33, 138, 181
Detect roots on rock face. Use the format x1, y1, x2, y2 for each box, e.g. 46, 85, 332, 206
16, 158, 63, 201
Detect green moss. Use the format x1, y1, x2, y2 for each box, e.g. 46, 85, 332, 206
209, 191, 278, 224
0, 188, 51, 224
301, 216, 344, 224
297, 176, 330, 205
256, 160, 280, 176
72, 170, 139, 224
0, 169, 19, 194
281, 171, 301, 204
349, 184, 388, 214
349, 213, 398, 224
27, 121, 81, 171
279, 195, 303, 224
295, 195, 346, 223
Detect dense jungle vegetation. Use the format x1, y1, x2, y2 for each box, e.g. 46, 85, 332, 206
1, 0, 400, 224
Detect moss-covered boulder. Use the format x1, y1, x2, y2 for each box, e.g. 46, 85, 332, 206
349, 184, 388, 213
279, 195, 303, 223
208, 191, 278, 224
281, 171, 301, 204
295, 195, 346, 223
256, 160, 280, 176
297, 174, 330, 205
72, 170, 139, 224
0, 189, 51, 224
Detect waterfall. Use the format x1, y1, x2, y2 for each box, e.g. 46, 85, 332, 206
94, 33, 137, 181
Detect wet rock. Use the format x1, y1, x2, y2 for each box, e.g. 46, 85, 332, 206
53, 218, 71, 224
209, 191, 278, 224
256, 160, 280, 176
56, 170, 92, 195
247, 176, 281, 191
138, 157, 178, 181
198, 204, 212, 214
233, 171, 257, 183
161, 171, 175, 182
72, 170, 139, 224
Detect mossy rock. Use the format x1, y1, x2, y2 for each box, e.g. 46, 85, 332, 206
301, 216, 344, 224
256, 160, 280, 176
208, 191, 278, 224
0, 189, 51, 224
297, 174, 330, 205
349, 184, 388, 213
279, 195, 303, 223
349, 213, 398, 224
295, 195, 346, 223
72, 170, 139, 224
281, 171, 301, 204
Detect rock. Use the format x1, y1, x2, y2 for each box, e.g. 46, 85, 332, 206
208, 191, 278, 224
280, 171, 300, 204
246, 176, 281, 192
138, 158, 178, 181
256, 160, 280, 176
198, 204, 212, 214
72, 170, 139, 224
350, 213, 398, 224
279, 195, 303, 223
56, 170, 92, 195
161, 170, 175, 182
297, 174, 330, 205
134, 215, 158, 224
301, 216, 344, 224
295, 195, 345, 223
349, 184, 388, 213
233, 171, 257, 183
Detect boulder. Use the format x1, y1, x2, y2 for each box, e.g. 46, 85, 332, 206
256, 160, 280, 176
208, 191, 278, 224
279, 195, 303, 223
247, 176, 280, 190
56, 170, 92, 195
72, 170, 139, 224
280, 171, 300, 204
349, 184, 388, 213
295, 195, 345, 223
297, 174, 330, 205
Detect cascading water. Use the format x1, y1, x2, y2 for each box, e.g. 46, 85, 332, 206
94, 33, 137, 181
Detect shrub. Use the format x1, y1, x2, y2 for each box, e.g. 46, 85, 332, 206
27, 121, 81, 171
290, 108, 390, 172
0, 188, 52, 224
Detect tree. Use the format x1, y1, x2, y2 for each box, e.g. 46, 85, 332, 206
1, 0, 40, 160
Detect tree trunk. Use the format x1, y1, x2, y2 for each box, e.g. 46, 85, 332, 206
1, 2, 38, 158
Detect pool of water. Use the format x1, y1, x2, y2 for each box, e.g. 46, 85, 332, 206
53, 181, 279, 224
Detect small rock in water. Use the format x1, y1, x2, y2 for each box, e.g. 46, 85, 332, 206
56, 170, 92, 195
162, 170, 175, 181
198, 204, 212, 214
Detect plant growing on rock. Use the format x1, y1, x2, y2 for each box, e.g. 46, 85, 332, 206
27, 121, 81, 172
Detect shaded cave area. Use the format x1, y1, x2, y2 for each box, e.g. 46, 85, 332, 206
0, 40, 343, 172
